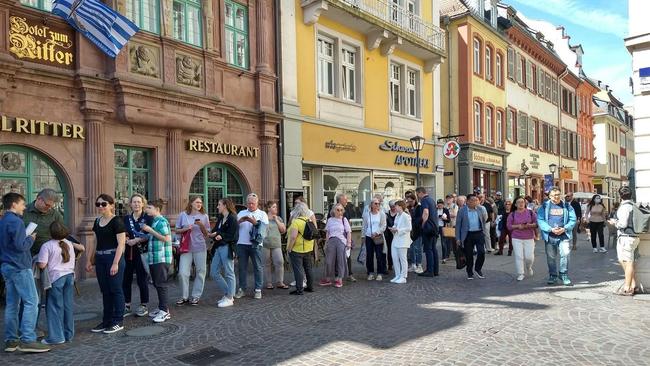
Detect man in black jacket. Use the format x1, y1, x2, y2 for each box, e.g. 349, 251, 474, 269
565, 193, 582, 250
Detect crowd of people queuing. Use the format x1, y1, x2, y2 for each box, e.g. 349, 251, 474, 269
0, 183, 643, 353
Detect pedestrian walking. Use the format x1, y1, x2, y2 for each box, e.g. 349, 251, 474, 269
507, 197, 537, 281
87, 194, 127, 334
122, 193, 151, 318
175, 196, 210, 306
455, 194, 487, 280
478, 194, 495, 253
208, 199, 239, 307
263, 201, 287, 290
0, 192, 50, 353
612, 186, 641, 296
565, 193, 582, 250
435, 199, 451, 263
141, 199, 173, 323
405, 191, 423, 274
287, 203, 315, 295
234, 193, 268, 300
537, 187, 577, 286
389, 200, 412, 284
362, 197, 387, 281
320, 203, 351, 288
416, 187, 439, 277
37, 221, 84, 344
587, 194, 608, 253
495, 200, 513, 256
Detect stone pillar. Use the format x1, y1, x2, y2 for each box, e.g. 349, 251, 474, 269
256, 0, 272, 73
167, 129, 184, 216
83, 116, 106, 215
260, 135, 275, 203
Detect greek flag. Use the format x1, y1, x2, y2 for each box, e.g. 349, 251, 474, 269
52, 0, 138, 58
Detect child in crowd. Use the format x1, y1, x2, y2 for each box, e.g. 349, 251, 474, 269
142, 199, 173, 323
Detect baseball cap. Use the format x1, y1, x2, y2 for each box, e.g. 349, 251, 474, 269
496, 191, 502, 196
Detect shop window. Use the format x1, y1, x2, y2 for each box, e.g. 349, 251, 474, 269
114, 147, 151, 216
173, 0, 202, 47
323, 169, 373, 220
126, 0, 160, 34
190, 164, 246, 219
225, 0, 249, 68
0, 146, 66, 216
20, 0, 52, 11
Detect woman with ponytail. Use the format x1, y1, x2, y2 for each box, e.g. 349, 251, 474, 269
37, 221, 85, 345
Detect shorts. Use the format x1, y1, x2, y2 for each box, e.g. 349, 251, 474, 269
617, 236, 640, 262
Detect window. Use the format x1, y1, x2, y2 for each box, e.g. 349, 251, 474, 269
190, 164, 246, 218
525, 59, 533, 90
561, 130, 568, 156
495, 53, 503, 86
317, 38, 335, 95
390, 63, 401, 113
528, 119, 537, 149
516, 53, 523, 84
507, 48, 515, 80
486, 106, 493, 144
115, 147, 151, 217
545, 73, 552, 100
517, 112, 527, 146
341, 47, 356, 101
406, 0, 418, 31
537, 68, 544, 97
473, 38, 481, 75
485, 46, 492, 81
506, 109, 515, 143
225, 1, 249, 67
539, 122, 546, 152
496, 110, 503, 147
126, 0, 160, 33
19, 0, 52, 11
474, 101, 482, 141
173, 0, 202, 46
561, 87, 576, 115
549, 127, 557, 153
621, 131, 627, 148
531, 64, 537, 92
406, 69, 418, 117
551, 79, 558, 105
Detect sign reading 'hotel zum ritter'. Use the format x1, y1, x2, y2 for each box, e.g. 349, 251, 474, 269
187, 139, 259, 158
1, 115, 84, 139
379, 140, 430, 168
8, 15, 74, 68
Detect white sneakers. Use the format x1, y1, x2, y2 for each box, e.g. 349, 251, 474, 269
528, 267, 534, 277
599, 247, 607, 253
408, 264, 416, 272
517, 274, 525, 281
375, 274, 383, 281
217, 297, 234, 308
153, 310, 170, 323
254, 289, 262, 299
391, 277, 407, 284
367, 274, 375, 281
415, 264, 424, 274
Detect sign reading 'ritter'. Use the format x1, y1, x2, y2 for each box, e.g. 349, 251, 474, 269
1, 115, 84, 139
187, 139, 259, 158
9, 16, 74, 68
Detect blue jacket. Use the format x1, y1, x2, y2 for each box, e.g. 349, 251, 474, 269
0, 211, 35, 270
455, 205, 487, 243
536, 200, 576, 242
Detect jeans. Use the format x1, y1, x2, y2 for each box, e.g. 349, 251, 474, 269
422, 233, 439, 275
95, 253, 126, 327
150, 263, 170, 311
364, 236, 387, 275
545, 238, 571, 277
289, 251, 313, 292
408, 237, 423, 265
512, 238, 535, 276
263, 247, 285, 285
1, 264, 39, 343
236, 244, 263, 291
179, 250, 207, 300
463, 231, 485, 277
210, 245, 236, 298
589, 221, 605, 248
438, 226, 452, 260
122, 250, 149, 305
45, 273, 74, 343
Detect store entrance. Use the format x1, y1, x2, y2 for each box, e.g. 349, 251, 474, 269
473, 169, 499, 196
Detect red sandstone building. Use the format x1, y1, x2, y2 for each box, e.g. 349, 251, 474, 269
0, 0, 280, 265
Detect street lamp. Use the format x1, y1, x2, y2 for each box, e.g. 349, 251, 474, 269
410, 135, 426, 187
549, 163, 557, 185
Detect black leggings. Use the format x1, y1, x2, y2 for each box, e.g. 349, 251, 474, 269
589, 221, 605, 248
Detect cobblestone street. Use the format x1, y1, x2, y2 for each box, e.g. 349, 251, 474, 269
2, 234, 649, 366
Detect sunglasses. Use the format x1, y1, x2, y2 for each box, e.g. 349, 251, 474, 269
95, 202, 109, 207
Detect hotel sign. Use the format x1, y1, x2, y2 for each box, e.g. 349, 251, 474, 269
187, 139, 259, 158
1, 115, 84, 139
9, 15, 74, 68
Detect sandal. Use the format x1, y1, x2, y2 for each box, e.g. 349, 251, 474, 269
266, 284, 274, 290
277, 283, 289, 289
616, 289, 634, 296
176, 298, 189, 306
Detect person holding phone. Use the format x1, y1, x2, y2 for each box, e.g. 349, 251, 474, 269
175, 196, 210, 306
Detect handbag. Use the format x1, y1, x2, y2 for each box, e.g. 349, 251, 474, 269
370, 215, 384, 245
179, 230, 191, 254
442, 226, 455, 238
453, 241, 466, 269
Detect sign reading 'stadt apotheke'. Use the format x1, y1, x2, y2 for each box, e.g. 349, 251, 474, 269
472, 151, 502, 167
378, 140, 430, 168
1, 115, 84, 139
9, 15, 75, 68
187, 139, 259, 158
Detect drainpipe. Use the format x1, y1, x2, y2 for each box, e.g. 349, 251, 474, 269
443, 15, 456, 192
274, 1, 286, 220
557, 68, 568, 193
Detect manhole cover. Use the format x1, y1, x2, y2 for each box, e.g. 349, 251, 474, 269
553, 290, 606, 300
74, 312, 98, 321
126, 325, 166, 337
175, 346, 233, 365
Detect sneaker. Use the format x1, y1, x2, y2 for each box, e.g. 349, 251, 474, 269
599, 247, 607, 253
91, 322, 107, 333
408, 264, 416, 272
4, 340, 19, 352
593, 248, 598, 253
347, 275, 357, 282
153, 310, 171, 323
528, 267, 534, 277
395, 278, 407, 284
376, 274, 383, 281
17, 342, 50, 353
516, 274, 525, 281
560, 274, 573, 286
467, 276, 474, 280
390, 277, 399, 283
149, 309, 161, 318
135, 304, 148, 317
476, 271, 485, 279
123, 304, 132, 317
334, 279, 343, 288
319, 279, 332, 286
415, 264, 424, 274
547, 276, 558, 285
254, 290, 262, 299
41, 339, 64, 345
234, 288, 245, 299
367, 274, 375, 281
290, 281, 296, 286
102, 324, 124, 334
218, 297, 234, 308
176, 298, 189, 306
189, 298, 199, 306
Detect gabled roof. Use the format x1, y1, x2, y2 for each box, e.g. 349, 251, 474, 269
440, 0, 470, 18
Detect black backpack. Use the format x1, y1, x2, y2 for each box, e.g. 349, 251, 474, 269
300, 218, 320, 241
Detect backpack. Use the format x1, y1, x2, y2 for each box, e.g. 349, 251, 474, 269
622, 202, 650, 235
300, 218, 320, 241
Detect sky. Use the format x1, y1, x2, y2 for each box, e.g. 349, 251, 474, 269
506, 0, 632, 105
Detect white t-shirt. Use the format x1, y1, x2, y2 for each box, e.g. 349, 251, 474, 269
365, 212, 381, 237
237, 209, 269, 245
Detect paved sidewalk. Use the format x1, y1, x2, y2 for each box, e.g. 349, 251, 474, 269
1, 233, 649, 365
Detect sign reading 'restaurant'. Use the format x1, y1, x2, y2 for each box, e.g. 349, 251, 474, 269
187, 139, 259, 158
1, 115, 84, 139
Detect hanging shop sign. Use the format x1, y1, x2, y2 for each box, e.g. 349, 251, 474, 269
560, 168, 573, 180
378, 140, 430, 168
187, 139, 259, 158
443, 140, 460, 159
8, 15, 75, 68
324, 140, 357, 152
471, 151, 502, 167
1, 115, 84, 139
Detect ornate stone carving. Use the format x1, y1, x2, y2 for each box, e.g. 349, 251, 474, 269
129, 44, 160, 78
176, 54, 202, 87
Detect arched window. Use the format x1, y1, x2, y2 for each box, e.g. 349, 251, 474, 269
189, 164, 246, 218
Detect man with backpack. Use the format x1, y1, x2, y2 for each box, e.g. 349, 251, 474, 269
613, 186, 644, 295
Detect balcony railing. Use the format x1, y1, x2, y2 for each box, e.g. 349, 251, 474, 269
337, 0, 446, 54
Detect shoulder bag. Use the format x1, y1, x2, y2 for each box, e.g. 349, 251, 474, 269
179, 214, 191, 254
370, 214, 384, 245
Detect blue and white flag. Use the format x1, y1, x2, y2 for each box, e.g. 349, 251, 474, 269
52, 0, 138, 58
